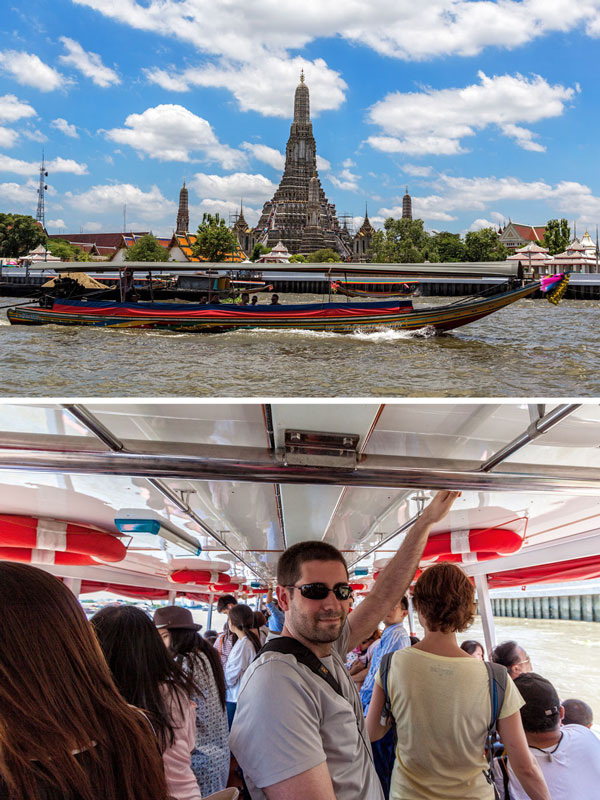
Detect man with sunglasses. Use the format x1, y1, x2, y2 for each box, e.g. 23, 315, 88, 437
230, 490, 460, 800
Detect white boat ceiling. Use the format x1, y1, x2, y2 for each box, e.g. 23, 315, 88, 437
0, 401, 599, 593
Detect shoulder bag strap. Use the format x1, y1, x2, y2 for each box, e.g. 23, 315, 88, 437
258, 636, 344, 697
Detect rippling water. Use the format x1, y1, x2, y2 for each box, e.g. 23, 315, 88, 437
1, 294, 599, 396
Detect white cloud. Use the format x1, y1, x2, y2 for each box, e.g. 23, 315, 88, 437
403, 164, 433, 177
0, 127, 19, 147
51, 117, 78, 138
329, 167, 360, 192
367, 71, 576, 156
467, 218, 499, 231
59, 37, 120, 87
191, 199, 261, 226
242, 143, 284, 170
342, 158, 355, 168
22, 128, 47, 142
0, 51, 66, 91
73, 0, 600, 64
47, 218, 66, 229
105, 105, 245, 168
0, 154, 87, 176
189, 172, 276, 205
145, 56, 346, 118
65, 183, 176, 220
0, 94, 36, 123
0, 178, 39, 206
82, 221, 103, 232
316, 155, 331, 172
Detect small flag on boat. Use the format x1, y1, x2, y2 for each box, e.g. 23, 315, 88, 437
540, 273, 569, 305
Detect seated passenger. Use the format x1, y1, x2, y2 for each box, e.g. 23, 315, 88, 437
91, 605, 201, 800
240, 293, 250, 305
492, 640, 533, 679
0, 562, 170, 800
270, 293, 280, 305
562, 698, 593, 728
461, 639, 485, 660
366, 562, 550, 800
251, 295, 258, 305
505, 673, 600, 800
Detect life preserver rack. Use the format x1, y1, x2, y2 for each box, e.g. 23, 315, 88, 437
169, 568, 234, 585
0, 515, 127, 563
373, 527, 524, 579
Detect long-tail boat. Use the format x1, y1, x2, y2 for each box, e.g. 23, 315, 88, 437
330, 277, 419, 297
6, 274, 569, 334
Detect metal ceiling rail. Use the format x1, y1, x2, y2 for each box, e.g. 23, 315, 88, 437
62, 405, 266, 580
2, 444, 600, 493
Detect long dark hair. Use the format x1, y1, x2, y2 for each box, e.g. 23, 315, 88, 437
168, 629, 227, 710
0, 563, 169, 800
229, 604, 262, 654
91, 605, 198, 752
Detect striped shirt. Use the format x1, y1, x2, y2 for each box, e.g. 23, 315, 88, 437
360, 621, 410, 713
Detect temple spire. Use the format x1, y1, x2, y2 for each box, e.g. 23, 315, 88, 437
176, 180, 189, 234
293, 71, 310, 125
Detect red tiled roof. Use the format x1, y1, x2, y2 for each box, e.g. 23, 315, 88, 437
510, 224, 546, 242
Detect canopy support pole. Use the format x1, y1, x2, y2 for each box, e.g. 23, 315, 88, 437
168, 590, 177, 604
474, 573, 496, 659
207, 594, 214, 629
64, 576, 81, 597
407, 594, 416, 637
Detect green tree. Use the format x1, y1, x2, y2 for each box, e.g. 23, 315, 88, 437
542, 218, 570, 255
45, 239, 90, 262
368, 218, 430, 263
124, 234, 169, 262
464, 228, 507, 262
289, 253, 307, 263
192, 213, 239, 262
0, 213, 46, 258
250, 243, 271, 262
429, 231, 467, 262
305, 248, 341, 263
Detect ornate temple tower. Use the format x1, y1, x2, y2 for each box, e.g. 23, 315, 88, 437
402, 187, 412, 221
353, 205, 376, 261
176, 181, 189, 234
254, 72, 349, 257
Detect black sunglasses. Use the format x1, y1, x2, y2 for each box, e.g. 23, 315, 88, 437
285, 582, 353, 601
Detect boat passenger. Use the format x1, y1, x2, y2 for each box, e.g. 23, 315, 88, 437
214, 594, 238, 669
461, 639, 485, 660
224, 604, 262, 729
251, 295, 258, 305
365, 561, 550, 800
253, 610, 269, 643
204, 629, 219, 646
154, 605, 230, 796
230, 490, 460, 800
270, 293, 280, 305
503, 673, 600, 800
264, 587, 284, 634
240, 293, 250, 305
91, 605, 201, 800
0, 562, 170, 800
360, 597, 411, 799
492, 640, 533, 679
562, 698, 594, 728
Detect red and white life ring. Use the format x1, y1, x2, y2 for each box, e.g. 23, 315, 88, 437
169, 569, 233, 585
0, 515, 127, 562
373, 528, 523, 579
0, 547, 98, 566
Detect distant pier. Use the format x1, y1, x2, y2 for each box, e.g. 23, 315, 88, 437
485, 582, 600, 622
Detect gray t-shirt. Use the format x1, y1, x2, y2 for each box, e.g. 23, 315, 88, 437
229, 620, 384, 800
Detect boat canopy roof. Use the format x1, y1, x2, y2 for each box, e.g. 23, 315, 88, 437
0, 402, 599, 596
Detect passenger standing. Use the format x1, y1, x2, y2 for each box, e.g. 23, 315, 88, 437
214, 594, 238, 669
230, 490, 460, 800
365, 562, 549, 800
0, 563, 170, 800
506, 673, 600, 800
360, 597, 411, 798
91, 605, 201, 800
224, 604, 262, 728
265, 587, 284, 633
154, 606, 230, 796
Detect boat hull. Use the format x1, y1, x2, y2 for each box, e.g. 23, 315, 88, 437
6, 282, 540, 334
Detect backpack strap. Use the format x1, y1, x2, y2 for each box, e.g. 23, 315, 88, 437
258, 636, 344, 698
379, 651, 395, 725
483, 661, 509, 800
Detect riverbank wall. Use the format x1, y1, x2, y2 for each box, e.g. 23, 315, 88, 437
490, 594, 600, 621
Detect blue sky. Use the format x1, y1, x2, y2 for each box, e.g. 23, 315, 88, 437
2, 0, 600, 239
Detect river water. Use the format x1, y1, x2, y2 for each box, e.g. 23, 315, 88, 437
1, 294, 599, 397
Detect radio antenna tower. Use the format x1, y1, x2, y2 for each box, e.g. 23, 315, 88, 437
36, 151, 49, 228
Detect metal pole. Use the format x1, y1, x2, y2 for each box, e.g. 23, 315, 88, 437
207, 594, 214, 629
63, 576, 82, 597
168, 590, 177, 604
474, 573, 496, 658
407, 594, 416, 637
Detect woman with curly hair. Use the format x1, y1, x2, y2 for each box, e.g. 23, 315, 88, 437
0, 562, 170, 800
366, 562, 550, 800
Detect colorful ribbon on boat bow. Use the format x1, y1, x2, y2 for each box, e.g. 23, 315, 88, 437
540, 272, 569, 305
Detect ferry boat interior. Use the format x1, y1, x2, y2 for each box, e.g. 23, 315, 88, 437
0, 401, 599, 649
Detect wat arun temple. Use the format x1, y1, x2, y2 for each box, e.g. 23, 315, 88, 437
232, 72, 401, 262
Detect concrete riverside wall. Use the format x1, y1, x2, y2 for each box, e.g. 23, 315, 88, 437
492, 594, 600, 621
